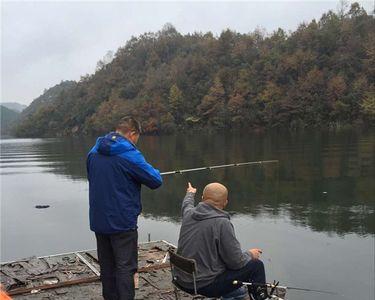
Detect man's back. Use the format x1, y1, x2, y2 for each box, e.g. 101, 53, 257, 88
87, 132, 162, 234
176, 192, 250, 289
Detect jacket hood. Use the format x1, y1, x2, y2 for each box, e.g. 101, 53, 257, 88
192, 202, 230, 221
96, 132, 135, 156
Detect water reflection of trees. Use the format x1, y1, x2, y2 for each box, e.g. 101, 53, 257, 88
142, 170, 374, 236
15, 130, 375, 235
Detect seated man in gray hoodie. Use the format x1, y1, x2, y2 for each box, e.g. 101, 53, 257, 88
175, 182, 268, 300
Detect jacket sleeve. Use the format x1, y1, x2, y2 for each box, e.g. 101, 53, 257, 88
217, 220, 251, 270
86, 155, 90, 182
126, 148, 163, 189
86, 142, 99, 182
181, 192, 195, 217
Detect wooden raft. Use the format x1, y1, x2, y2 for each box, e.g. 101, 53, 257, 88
0, 240, 194, 299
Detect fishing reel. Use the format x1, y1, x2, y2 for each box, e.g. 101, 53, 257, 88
232, 280, 286, 300
267, 280, 286, 299
255, 280, 285, 300
233, 279, 336, 298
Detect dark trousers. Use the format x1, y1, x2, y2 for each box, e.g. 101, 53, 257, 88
198, 259, 266, 298
95, 230, 138, 300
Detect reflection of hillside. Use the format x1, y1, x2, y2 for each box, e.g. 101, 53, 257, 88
29, 130, 374, 182
3, 130, 373, 235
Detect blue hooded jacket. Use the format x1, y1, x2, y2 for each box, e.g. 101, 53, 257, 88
87, 132, 162, 234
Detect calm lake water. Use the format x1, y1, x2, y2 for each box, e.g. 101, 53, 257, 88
1, 130, 374, 300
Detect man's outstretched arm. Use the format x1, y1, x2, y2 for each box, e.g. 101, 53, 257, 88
125, 148, 162, 189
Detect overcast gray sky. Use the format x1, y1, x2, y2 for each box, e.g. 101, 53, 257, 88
1, 0, 373, 105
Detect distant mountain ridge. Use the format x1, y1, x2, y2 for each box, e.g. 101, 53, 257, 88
14, 2, 375, 137
20, 81, 77, 118
0, 105, 20, 137
1, 102, 27, 113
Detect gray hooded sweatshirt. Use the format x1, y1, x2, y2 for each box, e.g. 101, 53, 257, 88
176, 192, 250, 289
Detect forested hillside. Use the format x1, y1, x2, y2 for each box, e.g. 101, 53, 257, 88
15, 3, 374, 137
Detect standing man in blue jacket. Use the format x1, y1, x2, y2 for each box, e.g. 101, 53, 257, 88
87, 116, 162, 300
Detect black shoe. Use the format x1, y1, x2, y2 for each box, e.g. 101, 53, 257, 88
250, 286, 269, 300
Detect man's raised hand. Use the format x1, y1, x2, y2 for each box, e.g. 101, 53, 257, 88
187, 182, 197, 194
249, 248, 263, 260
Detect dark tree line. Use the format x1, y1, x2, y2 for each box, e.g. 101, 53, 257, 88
15, 3, 375, 137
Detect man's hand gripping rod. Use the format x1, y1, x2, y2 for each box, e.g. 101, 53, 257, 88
160, 160, 279, 176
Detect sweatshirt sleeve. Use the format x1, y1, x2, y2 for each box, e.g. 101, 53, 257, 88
181, 192, 195, 217
126, 148, 163, 189
217, 220, 251, 270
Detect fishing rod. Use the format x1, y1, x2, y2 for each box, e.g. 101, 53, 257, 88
160, 160, 279, 176
232, 280, 338, 296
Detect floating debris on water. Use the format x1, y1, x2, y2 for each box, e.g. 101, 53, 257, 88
35, 205, 50, 209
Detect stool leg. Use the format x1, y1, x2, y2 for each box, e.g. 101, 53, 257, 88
173, 285, 179, 300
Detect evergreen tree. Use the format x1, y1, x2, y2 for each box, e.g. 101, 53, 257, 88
168, 84, 184, 124
197, 77, 227, 129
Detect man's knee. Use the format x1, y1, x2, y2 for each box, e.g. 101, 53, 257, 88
247, 259, 265, 272
115, 255, 137, 272
254, 259, 264, 267
115, 263, 137, 274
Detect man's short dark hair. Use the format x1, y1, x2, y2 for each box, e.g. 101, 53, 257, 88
116, 116, 142, 134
